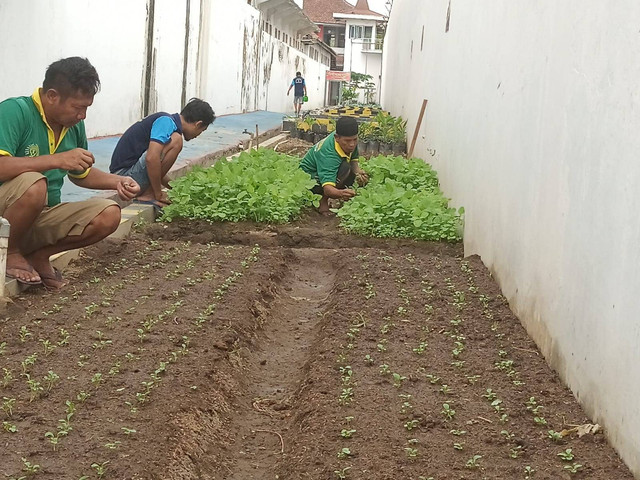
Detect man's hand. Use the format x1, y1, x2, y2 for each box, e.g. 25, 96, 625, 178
115, 177, 140, 201
339, 189, 357, 201
57, 148, 95, 172
355, 171, 369, 187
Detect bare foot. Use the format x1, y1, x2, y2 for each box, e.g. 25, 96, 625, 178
317, 206, 336, 217
6, 252, 41, 284
39, 268, 68, 290
25, 252, 67, 289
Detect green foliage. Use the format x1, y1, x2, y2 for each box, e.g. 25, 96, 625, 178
337, 156, 463, 242
341, 72, 375, 105
358, 114, 407, 143
161, 148, 316, 223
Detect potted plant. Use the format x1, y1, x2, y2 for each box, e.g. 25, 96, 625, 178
312, 118, 328, 134
300, 116, 315, 142
391, 116, 408, 155
282, 115, 296, 133
368, 120, 381, 156
358, 122, 372, 157
374, 112, 393, 155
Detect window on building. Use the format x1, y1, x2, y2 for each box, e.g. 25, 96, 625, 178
349, 25, 373, 42
349, 25, 363, 39
338, 27, 345, 47
323, 27, 337, 47
323, 26, 346, 48
376, 29, 385, 50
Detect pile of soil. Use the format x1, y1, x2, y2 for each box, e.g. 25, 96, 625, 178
0, 214, 633, 479
273, 137, 313, 157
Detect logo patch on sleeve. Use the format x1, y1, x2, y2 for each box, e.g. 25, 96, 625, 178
25, 144, 39, 157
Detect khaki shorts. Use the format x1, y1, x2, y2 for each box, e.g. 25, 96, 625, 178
0, 172, 118, 255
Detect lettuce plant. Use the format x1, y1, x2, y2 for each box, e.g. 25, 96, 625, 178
337, 156, 463, 241
162, 148, 316, 223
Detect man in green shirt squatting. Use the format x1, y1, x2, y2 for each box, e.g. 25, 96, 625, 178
300, 116, 369, 215
0, 57, 140, 289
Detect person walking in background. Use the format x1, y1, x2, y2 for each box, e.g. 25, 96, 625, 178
287, 71, 307, 117
110, 98, 215, 212
0, 56, 140, 289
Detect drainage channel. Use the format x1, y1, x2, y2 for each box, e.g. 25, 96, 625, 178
222, 247, 337, 480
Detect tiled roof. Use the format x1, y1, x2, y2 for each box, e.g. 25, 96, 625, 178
302, 0, 383, 24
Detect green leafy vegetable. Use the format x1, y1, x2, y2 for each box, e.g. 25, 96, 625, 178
161, 148, 316, 223
337, 155, 463, 241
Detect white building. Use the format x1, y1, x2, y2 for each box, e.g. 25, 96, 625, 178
302, 0, 385, 105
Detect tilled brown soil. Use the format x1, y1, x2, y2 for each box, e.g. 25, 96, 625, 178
0, 215, 634, 480
273, 138, 313, 157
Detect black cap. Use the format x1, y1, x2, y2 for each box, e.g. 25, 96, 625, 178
336, 116, 358, 137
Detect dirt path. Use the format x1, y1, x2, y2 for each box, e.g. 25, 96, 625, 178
223, 248, 338, 479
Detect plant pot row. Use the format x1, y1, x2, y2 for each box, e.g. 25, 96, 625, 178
358, 140, 407, 157
290, 129, 330, 144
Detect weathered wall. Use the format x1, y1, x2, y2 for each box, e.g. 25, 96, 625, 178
0, 0, 148, 137
0, 0, 327, 137
258, 36, 329, 113
148, 1, 189, 114
199, 0, 328, 115
381, 0, 640, 475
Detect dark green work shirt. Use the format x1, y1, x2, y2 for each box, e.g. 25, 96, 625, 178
0, 89, 91, 206
300, 131, 359, 186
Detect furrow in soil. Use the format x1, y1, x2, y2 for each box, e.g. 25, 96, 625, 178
223, 247, 338, 480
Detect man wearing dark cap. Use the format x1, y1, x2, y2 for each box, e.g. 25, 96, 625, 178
300, 116, 369, 215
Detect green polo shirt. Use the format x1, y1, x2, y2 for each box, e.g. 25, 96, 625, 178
0, 89, 91, 206
300, 131, 359, 187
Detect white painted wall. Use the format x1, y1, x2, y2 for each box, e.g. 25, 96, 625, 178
259, 38, 329, 113
200, 0, 328, 115
149, 1, 188, 114
0, 0, 148, 137
0, 0, 328, 137
382, 0, 640, 475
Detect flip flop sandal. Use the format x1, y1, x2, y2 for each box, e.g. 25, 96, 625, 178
6, 267, 43, 285
39, 268, 68, 290
132, 199, 165, 216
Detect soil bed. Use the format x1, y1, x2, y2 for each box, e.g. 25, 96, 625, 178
0, 213, 633, 480
273, 138, 313, 157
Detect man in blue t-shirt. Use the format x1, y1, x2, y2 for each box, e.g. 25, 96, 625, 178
110, 98, 215, 209
287, 72, 307, 116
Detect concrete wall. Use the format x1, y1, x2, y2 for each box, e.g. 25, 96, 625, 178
199, 1, 328, 115
0, 0, 327, 137
381, 0, 640, 475
0, 0, 148, 137
259, 38, 329, 113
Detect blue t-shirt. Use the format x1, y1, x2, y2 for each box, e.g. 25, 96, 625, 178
110, 112, 182, 172
291, 77, 306, 97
